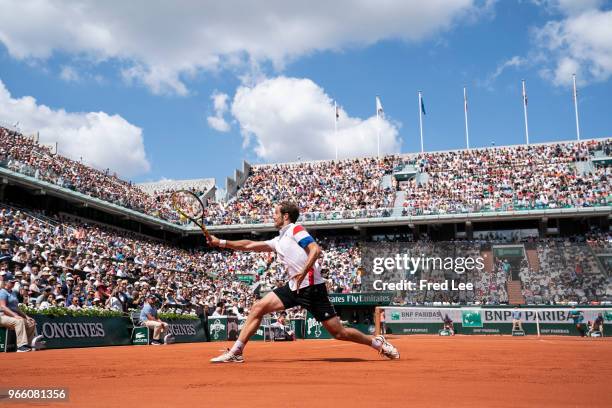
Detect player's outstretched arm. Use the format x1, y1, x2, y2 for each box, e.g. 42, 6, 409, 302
208, 235, 273, 252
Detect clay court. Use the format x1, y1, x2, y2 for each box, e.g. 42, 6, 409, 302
2, 336, 612, 408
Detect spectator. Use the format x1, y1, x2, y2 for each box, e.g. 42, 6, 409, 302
0, 278, 37, 352
512, 308, 523, 332
139, 295, 168, 346
68, 296, 81, 311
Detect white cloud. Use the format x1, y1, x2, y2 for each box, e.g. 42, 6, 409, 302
533, 3, 612, 85
231, 77, 401, 162
0, 79, 150, 178
207, 116, 230, 133
212, 92, 229, 113
0, 0, 486, 94
492, 56, 527, 78
59, 65, 80, 82
206, 92, 230, 132
481, 56, 527, 88
533, 0, 604, 16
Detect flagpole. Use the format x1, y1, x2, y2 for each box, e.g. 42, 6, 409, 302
418, 91, 424, 153
573, 74, 581, 141
464, 86, 470, 149
334, 101, 338, 160
376, 96, 380, 158
522, 79, 529, 145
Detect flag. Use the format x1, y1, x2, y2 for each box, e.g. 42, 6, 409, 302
335, 103, 340, 121
464, 88, 468, 113
376, 96, 384, 117
421, 96, 426, 115
522, 84, 528, 106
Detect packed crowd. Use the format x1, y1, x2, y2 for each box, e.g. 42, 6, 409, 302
521, 238, 611, 304
0, 205, 261, 317
0, 205, 366, 317
399, 140, 611, 216
3, 126, 611, 227
0, 127, 191, 222
1, 200, 611, 313
201, 158, 396, 225
363, 237, 611, 306
320, 238, 363, 293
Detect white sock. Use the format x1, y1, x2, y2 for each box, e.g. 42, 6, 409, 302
371, 337, 383, 350
230, 340, 245, 355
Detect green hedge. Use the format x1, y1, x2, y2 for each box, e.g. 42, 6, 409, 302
19, 305, 124, 318
158, 311, 199, 320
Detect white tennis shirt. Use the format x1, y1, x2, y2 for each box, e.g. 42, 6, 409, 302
265, 223, 324, 291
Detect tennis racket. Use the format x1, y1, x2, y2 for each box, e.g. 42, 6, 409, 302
171, 189, 211, 242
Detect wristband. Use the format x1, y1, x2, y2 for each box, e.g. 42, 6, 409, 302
219, 239, 227, 248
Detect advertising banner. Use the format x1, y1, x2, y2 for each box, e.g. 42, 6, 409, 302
384, 307, 612, 336
328, 292, 393, 306
163, 318, 206, 343
305, 312, 332, 339
208, 317, 228, 341
384, 307, 611, 325
131, 326, 149, 345
32, 315, 131, 349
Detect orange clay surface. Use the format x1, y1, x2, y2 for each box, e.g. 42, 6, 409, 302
2, 335, 612, 408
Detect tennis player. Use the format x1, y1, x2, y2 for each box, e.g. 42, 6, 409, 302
209, 202, 399, 363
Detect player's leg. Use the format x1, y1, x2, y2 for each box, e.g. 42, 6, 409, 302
322, 317, 400, 359
301, 283, 399, 359
237, 291, 285, 344
322, 316, 372, 346
210, 291, 285, 363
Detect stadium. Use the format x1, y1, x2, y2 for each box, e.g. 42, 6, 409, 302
1, 1, 612, 407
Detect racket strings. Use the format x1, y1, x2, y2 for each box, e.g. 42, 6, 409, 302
172, 192, 203, 219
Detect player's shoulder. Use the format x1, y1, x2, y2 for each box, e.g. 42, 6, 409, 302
292, 223, 307, 233
292, 224, 314, 237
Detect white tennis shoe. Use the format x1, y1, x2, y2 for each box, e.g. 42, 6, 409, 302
210, 349, 244, 363
375, 335, 400, 360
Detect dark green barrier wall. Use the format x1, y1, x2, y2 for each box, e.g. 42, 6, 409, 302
0, 327, 10, 351
207, 317, 305, 341
33, 315, 131, 349
304, 312, 374, 339
305, 312, 332, 339
163, 318, 206, 343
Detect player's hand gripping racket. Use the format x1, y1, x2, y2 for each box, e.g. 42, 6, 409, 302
171, 189, 211, 242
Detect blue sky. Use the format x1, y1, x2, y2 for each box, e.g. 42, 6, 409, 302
0, 0, 611, 187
